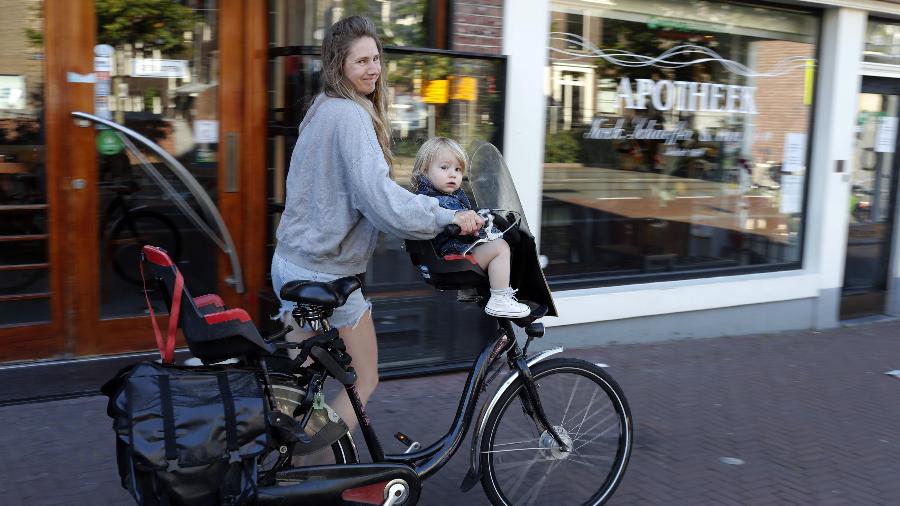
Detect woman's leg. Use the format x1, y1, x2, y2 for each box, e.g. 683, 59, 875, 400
471, 239, 512, 289
283, 310, 378, 433
328, 310, 379, 433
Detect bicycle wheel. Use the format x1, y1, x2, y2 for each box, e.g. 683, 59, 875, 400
480, 358, 632, 506
109, 210, 182, 285
266, 381, 358, 467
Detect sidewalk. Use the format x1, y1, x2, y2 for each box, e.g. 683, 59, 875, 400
2, 319, 900, 505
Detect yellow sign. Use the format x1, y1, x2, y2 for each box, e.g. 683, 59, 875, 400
450, 76, 478, 101
422, 80, 449, 104
803, 59, 815, 106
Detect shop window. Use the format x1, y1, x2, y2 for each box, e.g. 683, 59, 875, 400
543, 0, 818, 287
0, 1, 48, 326
266, 2, 505, 372
270, 0, 436, 48
865, 19, 900, 65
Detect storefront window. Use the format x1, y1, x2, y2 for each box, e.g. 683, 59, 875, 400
270, 0, 432, 48
0, 0, 47, 326
864, 19, 900, 65
267, 1, 506, 371
543, 0, 818, 287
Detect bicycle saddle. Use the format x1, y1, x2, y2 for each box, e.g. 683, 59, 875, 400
280, 276, 361, 308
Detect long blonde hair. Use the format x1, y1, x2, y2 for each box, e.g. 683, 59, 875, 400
411, 137, 467, 191
321, 16, 393, 167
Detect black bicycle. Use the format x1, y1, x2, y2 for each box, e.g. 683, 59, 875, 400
259, 137, 635, 505
100, 179, 182, 285
261, 245, 633, 505
133, 142, 632, 505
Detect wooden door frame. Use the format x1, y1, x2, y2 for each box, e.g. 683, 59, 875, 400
0, 0, 94, 362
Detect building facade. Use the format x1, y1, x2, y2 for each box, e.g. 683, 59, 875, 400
2, 0, 900, 368
508, 0, 900, 348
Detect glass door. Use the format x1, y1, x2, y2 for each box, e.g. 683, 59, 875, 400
841, 77, 900, 319
94, 1, 221, 319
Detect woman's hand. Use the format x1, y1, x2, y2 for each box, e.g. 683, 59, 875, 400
453, 210, 485, 236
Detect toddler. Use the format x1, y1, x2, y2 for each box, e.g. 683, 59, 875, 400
412, 137, 531, 318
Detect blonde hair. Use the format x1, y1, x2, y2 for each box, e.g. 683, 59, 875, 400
411, 137, 467, 190
321, 16, 393, 167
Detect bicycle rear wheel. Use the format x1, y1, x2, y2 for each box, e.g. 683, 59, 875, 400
480, 358, 632, 506
265, 382, 358, 467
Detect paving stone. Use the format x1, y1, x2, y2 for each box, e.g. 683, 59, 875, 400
3, 320, 900, 504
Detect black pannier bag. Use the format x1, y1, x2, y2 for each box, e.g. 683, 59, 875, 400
101, 361, 269, 505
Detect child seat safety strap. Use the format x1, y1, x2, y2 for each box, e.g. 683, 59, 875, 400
139, 259, 182, 364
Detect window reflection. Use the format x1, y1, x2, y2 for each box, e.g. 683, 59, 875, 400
96, 0, 220, 318
267, 47, 505, 370
865, 20, 900, 65
543, 0, 817, 285
270, 0, 430, 47
0, 0, 48, 326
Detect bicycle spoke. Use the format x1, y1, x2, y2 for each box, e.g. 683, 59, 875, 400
492, 437, 540, 448
570, 388, 600, 433
559, 375, 580, 427
483, 447, 547, 454
571, 411, 615, 442
568, 453, 614, 462
504, 452, 542, 498
573, 423, 618, 452
492, 457, 554, 471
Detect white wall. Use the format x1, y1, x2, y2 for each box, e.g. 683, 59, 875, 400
803, 8, 867, 328
502, 0, 550, 243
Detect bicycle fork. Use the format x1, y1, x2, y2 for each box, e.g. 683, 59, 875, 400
512, 356, 570, 451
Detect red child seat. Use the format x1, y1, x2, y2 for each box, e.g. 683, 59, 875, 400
140, 245, 275, 364
404, 238, 489, 291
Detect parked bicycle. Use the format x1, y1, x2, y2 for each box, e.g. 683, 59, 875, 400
99, 178, 182, 285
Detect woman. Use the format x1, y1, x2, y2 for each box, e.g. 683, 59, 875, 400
271, 16, 483, 432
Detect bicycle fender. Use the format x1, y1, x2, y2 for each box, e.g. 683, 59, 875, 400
460, 346, 564, 492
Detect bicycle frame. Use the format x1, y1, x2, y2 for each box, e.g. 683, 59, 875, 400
338, 317, 563, 481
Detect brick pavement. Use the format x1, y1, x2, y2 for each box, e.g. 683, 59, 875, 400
2, 319, 900, 505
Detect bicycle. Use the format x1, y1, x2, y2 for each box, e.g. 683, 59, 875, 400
268, 236, 634, 505
100, 179, 182, 285
130, 140, 632, 504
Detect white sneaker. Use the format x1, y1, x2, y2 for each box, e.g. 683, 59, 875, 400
485, 288, 531, 318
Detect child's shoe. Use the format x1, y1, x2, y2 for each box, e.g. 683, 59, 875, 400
457, 288, 481, 303
485, 288, 531, 318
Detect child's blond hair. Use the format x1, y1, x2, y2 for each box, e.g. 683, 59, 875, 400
411, 137, 468, 191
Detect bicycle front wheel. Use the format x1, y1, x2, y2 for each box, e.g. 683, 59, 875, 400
480, 358, 632, 506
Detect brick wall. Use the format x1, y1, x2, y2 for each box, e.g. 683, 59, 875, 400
452, 0, 503, 55
751, 40, 816, 164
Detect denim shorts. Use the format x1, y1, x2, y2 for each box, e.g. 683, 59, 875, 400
270, 252, 371, 330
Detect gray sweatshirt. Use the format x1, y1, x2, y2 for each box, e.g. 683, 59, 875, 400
275, 93, 457, 275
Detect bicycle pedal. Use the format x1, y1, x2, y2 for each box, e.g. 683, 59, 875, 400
394, 431, 421, 453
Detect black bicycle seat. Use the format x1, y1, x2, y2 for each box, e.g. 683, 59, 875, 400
280, 276, 361, 308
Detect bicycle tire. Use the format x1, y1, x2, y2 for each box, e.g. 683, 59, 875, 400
480, 358, 632, 506
265, 381, 358, 468
108, 210, 182, 285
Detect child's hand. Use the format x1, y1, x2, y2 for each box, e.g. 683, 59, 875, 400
452, 210, 485, 236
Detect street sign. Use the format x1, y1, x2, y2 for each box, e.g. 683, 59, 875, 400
96, 130, 124, 155
450, 76, 477, 101
422, 79, 449, 104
